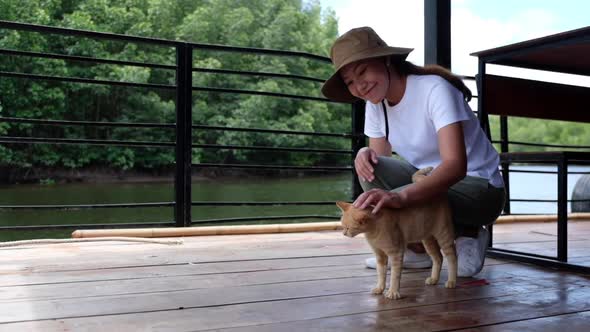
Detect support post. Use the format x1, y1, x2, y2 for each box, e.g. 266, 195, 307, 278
476, 59, 495, 246
424, 0, 451, 69
557, 157, 568, 261
351, 101, 366, 200
500, 116, 511, 215
175, 44, 193, 227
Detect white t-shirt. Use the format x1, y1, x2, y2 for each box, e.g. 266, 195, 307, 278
364, 74, 504, 187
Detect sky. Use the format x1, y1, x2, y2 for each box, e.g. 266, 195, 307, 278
317, 0, 590, 85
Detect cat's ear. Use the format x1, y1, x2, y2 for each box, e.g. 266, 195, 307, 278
335, 201, 351, 211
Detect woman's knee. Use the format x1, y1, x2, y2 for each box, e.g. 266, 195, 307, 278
450, 187, 506, 228
359, 156, 414, 192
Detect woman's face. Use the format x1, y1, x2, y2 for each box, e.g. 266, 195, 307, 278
340, 58, 388, 104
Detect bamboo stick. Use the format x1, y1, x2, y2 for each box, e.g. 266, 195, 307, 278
494, 212, 590, 224
71, 213, 590, 238
72, 222, 342, 238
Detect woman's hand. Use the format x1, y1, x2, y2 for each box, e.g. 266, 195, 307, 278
354, 147, 379, 182
353, 188, 407, 214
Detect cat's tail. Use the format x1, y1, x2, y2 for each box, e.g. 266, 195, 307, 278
412, 167, 433, 183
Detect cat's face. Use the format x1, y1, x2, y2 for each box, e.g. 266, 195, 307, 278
336, 201, 373, 237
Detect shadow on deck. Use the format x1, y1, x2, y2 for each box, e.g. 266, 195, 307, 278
1, 221, 590, 331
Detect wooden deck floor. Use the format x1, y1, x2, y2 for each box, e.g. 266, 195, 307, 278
1, 221, 589, 331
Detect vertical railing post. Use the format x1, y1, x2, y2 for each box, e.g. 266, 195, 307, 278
476, 61, 490, 140
476, 59, 495, 246
351, 100, 366, 200
174, 43, 193, 227
424, 0, 451, 69
500, 116, 511, 215
557, 157, 568, 261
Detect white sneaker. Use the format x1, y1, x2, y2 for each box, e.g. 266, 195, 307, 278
365, 249, 432, 269
456, 227, 490, 277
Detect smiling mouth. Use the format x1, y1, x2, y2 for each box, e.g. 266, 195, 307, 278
361, 84, 376, 99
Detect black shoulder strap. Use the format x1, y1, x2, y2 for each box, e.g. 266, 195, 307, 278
381, 100, 389, 140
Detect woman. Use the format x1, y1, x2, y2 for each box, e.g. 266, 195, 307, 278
322, 27, 505, 277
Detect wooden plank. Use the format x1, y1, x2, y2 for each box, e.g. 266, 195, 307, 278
0, 258, 515, 303
0, 253, 373, 287
492, 242, 590, 259
0, 279, 587, 331
1, 260, 588, 324
0, 226, 588, 331
451, 311, 590, 332
210, 289, 590, 332
0, 234, 373, 273
0, 263, 380, 302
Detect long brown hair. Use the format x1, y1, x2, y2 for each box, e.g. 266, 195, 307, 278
390, 57, 472, 102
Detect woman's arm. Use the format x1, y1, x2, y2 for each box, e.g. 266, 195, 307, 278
398, 121, 467, 206
354, 137, 391, 182
368, 137, 391, 156
354, 122, 467, 213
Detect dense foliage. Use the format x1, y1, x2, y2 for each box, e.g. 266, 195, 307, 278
0, 0, 350, 174
0, 1, 588, 177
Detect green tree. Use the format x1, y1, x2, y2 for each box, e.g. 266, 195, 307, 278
0, 0, 349, 177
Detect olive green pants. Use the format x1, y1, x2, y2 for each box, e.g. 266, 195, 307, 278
360, 156, 506, 236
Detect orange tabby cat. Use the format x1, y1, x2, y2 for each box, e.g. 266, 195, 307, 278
336, 167, 457, 300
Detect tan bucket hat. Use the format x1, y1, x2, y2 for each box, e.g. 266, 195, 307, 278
321, 27, 413, 103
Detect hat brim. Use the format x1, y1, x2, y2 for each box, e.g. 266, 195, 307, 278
321, 46, 413, 103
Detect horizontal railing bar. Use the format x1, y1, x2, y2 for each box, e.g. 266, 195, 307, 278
0, 117, 175, 129
504, 169, 557, 174
0, 202, 175, 211
0, 20, 180, 46
0, 20, 331, 62
191, 44, 330, 62
193, 67, 324, 83
193, 143, 352, 154
192, 124, 353, 138
0, 48, 326, 83
500, 213, 549, 216
0, 136, 175, 147
507, 140, 590, 149
0, 48, 176, 70
0, 117, 352, 139
192, 85, 339, 103
0, 71, 176, 90
5, 199, 587, 212
193, 163, 352, 171
509, 199, 556, 203
509, 198, 590, 203
487, 250, 590, 273
0, 72, 335, 102
502, 169, 590, 175
191, 215, 339, 224
488, 247, 558, 261
459, 75, 476, 80
0, 221, 175, 231
191, 201, 341, 206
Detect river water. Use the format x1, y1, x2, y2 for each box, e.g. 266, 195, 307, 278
1, 166, 589, 240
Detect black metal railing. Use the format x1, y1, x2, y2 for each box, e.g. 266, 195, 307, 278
489, 123, 590, 216
4, 20, 587, 241
0, 20, 364, 236
464, 76, 590, 219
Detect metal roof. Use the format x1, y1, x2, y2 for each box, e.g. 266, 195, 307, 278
471, 25, 590, 76
472, 26, 590, 123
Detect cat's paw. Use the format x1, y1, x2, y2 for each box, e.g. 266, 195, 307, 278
384, 289, 402, 300
371, 286, 385, 294
445, 280, 456, 288
425, 277, 439, 285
